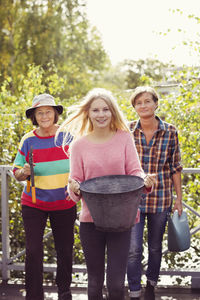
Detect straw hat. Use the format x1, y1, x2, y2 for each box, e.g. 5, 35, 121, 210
26, 94, 63, 118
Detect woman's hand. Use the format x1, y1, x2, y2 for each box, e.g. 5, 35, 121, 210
172, 199, 183, 216
15, 163, 31, 181
68, 178, 80, 195
144, 173, 156, 188
23, 163, 31, 177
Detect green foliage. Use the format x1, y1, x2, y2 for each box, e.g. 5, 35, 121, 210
0, 64, 63, 164
159, 67, 200, 169
155, 13, 200, 282
0, 0, 108, 97
120, 58, 174, 89
1, 64, 200, 284
153, 67, 200, 283
95, 64, 127, 91
1, 3, 200, 285
74, 224, 85, 264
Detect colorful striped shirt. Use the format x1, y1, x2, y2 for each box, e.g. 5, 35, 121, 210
13, 130, 75, 211
130, 116, 182, 213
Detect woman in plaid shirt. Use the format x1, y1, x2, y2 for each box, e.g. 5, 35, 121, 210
127, 86, 183, 300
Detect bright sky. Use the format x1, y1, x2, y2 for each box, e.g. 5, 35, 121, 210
86, 0, 200, 66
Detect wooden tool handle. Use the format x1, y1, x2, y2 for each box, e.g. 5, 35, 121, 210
27, 177, 31, 193
32, 186, 36, 203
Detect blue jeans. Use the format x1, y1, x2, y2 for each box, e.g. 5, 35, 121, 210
80, 222, 131, 300
127, 210, 168, 297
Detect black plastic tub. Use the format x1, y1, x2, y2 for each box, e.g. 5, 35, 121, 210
80, 175, 144, 232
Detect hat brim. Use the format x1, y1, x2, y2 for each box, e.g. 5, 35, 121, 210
26, 105, 63, 118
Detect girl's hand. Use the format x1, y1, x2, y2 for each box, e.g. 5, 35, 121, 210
144, 173, 156, 188
68, 178, 80, 195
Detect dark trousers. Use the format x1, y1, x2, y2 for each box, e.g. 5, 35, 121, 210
22, 205, 76, 300
80, 222, 131, 300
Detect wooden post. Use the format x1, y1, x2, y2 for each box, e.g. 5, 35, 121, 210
1, 166, 11, 281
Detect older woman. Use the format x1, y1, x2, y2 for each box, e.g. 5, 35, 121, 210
13, 94, 76, 300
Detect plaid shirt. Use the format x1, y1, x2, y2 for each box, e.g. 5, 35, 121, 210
130, 116, 182, 213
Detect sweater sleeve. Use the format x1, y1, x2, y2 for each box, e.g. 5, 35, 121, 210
68, 140, 84, 203
13, 136, 28, 174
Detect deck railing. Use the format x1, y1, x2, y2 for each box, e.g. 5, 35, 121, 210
0, 165, 200, 288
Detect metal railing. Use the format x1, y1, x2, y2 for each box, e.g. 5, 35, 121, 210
0, 165, 200, 288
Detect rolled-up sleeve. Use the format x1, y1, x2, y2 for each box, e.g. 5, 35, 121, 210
170, 130, 182, 174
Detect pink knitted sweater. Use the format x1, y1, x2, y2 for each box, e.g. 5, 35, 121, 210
68, 130, 145, 222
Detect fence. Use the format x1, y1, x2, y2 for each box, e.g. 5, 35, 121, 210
0, 165, 200, 287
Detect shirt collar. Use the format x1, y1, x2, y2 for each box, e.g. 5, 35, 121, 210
134, 116, 166, 132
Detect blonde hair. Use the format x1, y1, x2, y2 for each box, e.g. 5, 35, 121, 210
130, 86, 159, 107
57, 88, 129, 147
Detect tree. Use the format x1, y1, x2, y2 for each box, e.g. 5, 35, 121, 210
0, 0, 108, 97
121, 58, 174, 89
